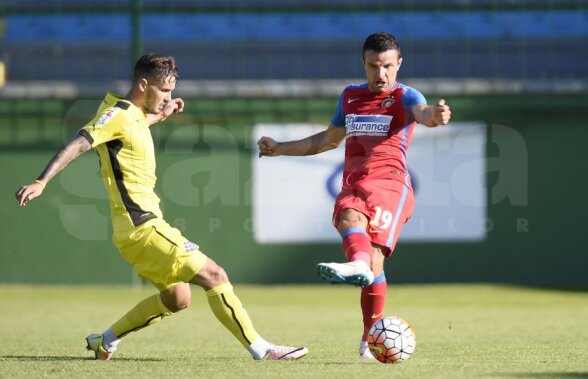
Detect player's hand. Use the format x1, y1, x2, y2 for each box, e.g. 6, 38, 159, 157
257, 136, 281, 157
161, 98, 184, 119
171, 98, 185, 114
15, 181, 45, 207
432, 99, 451, 126
148, 98, 184, 125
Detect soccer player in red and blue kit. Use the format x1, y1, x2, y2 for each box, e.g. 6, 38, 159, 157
257, 32, 451, 360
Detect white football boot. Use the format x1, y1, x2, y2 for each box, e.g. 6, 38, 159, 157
359, 340, 376, 361
86, 334, 116, 361
264, 344, 309, 360
317, 260, 374, 287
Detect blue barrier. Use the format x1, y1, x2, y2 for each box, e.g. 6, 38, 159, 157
6, 11, 588, 43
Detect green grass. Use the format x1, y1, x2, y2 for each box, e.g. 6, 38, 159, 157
0, 284, 586, 378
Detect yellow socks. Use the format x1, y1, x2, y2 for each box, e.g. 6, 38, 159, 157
111, 293, 173, 339
103, 283, 270, 359
206, 283, 262, 348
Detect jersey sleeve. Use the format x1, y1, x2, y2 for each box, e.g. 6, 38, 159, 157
78, 106, 128, 147
330, 89, 347, 128
402, 86, 427, 124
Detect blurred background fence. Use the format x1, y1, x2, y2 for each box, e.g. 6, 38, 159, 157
0, 0, 586, 287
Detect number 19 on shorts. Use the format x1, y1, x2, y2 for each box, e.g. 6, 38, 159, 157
370, 206, 393, 230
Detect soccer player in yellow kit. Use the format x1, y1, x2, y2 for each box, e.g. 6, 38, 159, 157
15, 53, 308, 361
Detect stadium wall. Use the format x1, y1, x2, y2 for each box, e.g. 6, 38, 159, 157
0, 94, 586, 287
2, 10, 587, 81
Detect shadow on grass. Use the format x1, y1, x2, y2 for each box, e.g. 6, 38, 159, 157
504, 373, 588, 378
0, 355, 165, 362
506, 284, 588, 293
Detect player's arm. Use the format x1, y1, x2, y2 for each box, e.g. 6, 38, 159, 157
146, 98, 184, 126
412, 99, 451, 127
14, 134, 92, 206
257, 124, 346, 157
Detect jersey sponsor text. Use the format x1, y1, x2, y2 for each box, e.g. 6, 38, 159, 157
345, 114, 392, 137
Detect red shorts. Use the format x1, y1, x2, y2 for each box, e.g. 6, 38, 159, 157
333, 176, 414, 256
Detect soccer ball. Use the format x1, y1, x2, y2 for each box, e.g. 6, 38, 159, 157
367, 316, 416, 363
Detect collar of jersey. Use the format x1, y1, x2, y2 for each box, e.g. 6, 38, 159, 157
105, 92, 147, 121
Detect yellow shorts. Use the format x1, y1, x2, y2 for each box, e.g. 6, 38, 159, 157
115, 219, 208, 291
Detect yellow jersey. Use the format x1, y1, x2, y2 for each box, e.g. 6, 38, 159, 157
79, 93, 162, 240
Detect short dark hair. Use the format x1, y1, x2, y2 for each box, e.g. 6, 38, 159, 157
133, 53, 179, 84
362, 32, 401, 58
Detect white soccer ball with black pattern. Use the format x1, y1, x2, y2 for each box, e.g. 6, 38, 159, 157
367, 316, 416, 363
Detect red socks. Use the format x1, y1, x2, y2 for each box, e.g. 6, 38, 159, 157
342, 227, 372, 265
342, 228, 386, 341
360, 273, 387, 341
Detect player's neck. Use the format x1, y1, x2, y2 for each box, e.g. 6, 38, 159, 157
367, 82, 397, 94
124, 89, 148, 115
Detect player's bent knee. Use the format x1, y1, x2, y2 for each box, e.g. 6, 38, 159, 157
189, 259, 229, 289
337, 209, 368, 234
166, 299, 190, 313
170, 295, 191, 312
161, 283, 192, 312
207, 265, 229, 287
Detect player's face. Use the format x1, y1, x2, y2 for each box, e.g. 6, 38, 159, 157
363, 49, 403, 93
144, 75, 176, 114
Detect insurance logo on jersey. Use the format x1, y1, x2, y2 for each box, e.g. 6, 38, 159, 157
345, 114, 393, 137
95, 108, 121, 128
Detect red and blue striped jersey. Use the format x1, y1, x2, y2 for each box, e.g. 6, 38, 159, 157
331, 82, 426, 186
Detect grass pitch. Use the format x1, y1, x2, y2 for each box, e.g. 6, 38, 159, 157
0, 284, 586, 378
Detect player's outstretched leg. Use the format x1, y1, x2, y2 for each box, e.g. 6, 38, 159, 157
318, 224, 374, 286
317, 260, 374, 287
85, 286, 180, 360
194, 259, 308, 360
